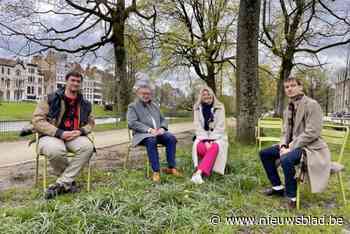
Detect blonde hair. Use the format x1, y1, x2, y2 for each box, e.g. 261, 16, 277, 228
194, 86, 223, 109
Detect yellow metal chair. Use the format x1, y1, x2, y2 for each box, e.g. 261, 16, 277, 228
34, 133, 95, 193
124, 129, 165, 177
296, 124, 349, 209
256, 117, 283, 151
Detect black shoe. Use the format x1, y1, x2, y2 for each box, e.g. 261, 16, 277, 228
66, 181, 80, 193
44, 183, 66, 200
262, 187, 285, 197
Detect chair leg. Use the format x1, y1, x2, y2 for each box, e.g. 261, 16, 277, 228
259, 141, 262, 152
35, 154, 39, 187
124, 146, 130, 169
296, 181, 301, 210
145, 161, 150, 178
337, 172, 346, 204
43, 156, 47, 192
87, 160, 91, 192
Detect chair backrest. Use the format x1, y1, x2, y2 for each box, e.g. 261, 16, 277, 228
321, 124, 349, 163
256, 118, 283, 138
258, 118, 283, 129
35, 132, 40, 154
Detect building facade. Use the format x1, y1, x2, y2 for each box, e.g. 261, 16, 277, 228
0, 58, 44, 102
1, 52, 112, 104
334, 77, 350, 113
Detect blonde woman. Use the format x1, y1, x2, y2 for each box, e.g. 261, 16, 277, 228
191, 87, 228, 184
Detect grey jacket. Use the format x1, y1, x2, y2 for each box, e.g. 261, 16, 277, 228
127, 99, 168, 146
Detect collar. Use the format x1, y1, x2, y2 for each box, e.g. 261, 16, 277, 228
289, 93, 304, 105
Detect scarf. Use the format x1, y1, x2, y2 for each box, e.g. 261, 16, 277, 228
287, 93, 304, 144
201, 102, 214, 131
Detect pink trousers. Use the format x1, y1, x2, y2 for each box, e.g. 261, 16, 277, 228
196, 141, 219, 176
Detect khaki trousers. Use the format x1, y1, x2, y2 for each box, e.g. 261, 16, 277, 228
38, 136, 94, 186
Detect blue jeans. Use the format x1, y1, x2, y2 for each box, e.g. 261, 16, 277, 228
259, 145, 302, 198
140, 132, 177, 172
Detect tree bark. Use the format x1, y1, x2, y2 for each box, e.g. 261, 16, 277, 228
113, 1, 129, 120
275, 58, 293, 117
236, 0, 261, 144
206, 62, 217, 93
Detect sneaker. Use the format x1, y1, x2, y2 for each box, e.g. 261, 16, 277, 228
44, 183, 66, 200
66, 181, 80, 193
191, 173, 204, 184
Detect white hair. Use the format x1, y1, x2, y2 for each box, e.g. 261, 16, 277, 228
133, 77, 154, 92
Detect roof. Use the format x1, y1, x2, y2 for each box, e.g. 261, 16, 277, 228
0, 58, 16, 67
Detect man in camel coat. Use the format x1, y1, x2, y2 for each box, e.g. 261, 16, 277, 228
259, 76, 331, 209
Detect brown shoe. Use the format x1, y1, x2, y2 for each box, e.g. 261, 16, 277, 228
161, 168, 183, 177
152, 172, 160, 182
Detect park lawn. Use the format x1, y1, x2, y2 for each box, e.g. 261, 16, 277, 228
0, 102, 114, 120
1, 130, 350, 233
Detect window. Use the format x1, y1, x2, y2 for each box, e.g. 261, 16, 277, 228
28, 68, 35, 74
1, 67, 4, 74
16, 69, 21, 76
7, 68, 10, 75
6, 79, 10, 89
28, 76, 34, 83
27, 86, 31, 94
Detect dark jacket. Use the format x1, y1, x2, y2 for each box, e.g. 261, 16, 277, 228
32, 87, 95, 138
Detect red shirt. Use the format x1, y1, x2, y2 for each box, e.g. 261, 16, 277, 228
61, 96, 79, 131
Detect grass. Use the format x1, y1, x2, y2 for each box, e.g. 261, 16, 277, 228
0, 102, 114, 120
1, 130, 350, 233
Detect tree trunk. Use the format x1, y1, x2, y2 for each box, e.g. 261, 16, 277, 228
113, 1, 129, 120
206, 62, 217, 94
275, 58, 293, 117
236, 0, 261, 144
325, 86, 329, 114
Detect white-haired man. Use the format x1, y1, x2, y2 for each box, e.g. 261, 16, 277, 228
127, 79, 182, 182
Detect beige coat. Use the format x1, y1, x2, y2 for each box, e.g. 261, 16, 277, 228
192, 88, 228, 175
280, 95, 331, 193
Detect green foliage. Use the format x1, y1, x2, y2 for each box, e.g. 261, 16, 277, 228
295, 68, 333, 113
218, 95, 235, 116
259, 65, 277, 113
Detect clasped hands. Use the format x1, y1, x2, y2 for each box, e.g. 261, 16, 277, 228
61, 130, 81, 141
279, 143, 293, 157
148, 128, 165, 136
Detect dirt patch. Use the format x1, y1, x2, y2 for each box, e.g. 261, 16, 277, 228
0, 131, 193, 191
